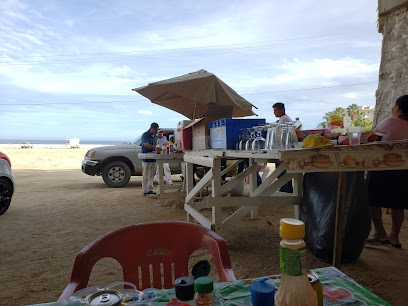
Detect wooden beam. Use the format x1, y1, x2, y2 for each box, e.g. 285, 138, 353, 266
250, 163, 287, 197
257, 173, 295, 197
220, 164, 256, 194
220, 159, 243, 176
212, 159, 223, 233
183, 155, 214, 167
185, 168, 213, 204
184, 204, 212, 229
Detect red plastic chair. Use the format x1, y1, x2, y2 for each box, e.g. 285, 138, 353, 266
58, 221, 236, 301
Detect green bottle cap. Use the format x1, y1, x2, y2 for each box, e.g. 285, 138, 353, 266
194, 276, 214, 294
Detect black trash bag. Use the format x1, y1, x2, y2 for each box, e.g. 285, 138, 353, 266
300, 172, 371, 264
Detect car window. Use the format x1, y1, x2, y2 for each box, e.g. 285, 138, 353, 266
132, 137, 141, 145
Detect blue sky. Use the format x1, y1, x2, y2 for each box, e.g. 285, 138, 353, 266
0, 0, 382, 141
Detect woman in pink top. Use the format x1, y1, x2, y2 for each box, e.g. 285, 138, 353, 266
367, 95, 408, 249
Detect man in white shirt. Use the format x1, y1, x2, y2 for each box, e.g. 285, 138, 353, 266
272, 102, 293, 193
273, 102, 292, 123
156, 130, 173, 185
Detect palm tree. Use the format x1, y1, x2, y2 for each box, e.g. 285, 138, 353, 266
347, 104, 363, 121
332, 107, 346, 118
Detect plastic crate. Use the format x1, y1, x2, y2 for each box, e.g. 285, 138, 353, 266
208, 118, 266, 150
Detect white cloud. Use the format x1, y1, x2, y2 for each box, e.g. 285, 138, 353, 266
344, 92, 357, 99
137, 110, 153, 115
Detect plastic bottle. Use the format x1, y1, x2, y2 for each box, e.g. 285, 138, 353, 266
274, 218, 317, 306
294, 118, 302, 131
194, 277, 215, 306
156, 140, 161, 154
169, 140, 174, 152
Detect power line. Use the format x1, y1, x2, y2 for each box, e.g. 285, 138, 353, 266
0, 35, 366, 66
0, 33, 364, 60
0, 81, 377, 106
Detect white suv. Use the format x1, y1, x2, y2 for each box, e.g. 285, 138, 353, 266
0, 152, 14, 215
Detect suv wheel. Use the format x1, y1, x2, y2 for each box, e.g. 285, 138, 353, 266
102, 161, 131, 188
0, 178, 12, 215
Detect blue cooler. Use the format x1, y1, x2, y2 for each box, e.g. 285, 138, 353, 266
208, 118, 266, 150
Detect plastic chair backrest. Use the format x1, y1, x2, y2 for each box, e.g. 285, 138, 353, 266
58, 221, 235, 301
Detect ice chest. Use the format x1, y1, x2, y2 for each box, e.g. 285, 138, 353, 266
208, 118, 266, 150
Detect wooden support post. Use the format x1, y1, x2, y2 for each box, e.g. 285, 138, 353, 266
186, 162, 194, 222
333, 172, 347, 268
212, 158, 223, 233
249, 158, 259, 218
158, 162, 165, 207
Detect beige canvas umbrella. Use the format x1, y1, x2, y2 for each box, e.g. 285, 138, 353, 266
133, 69, 257, 119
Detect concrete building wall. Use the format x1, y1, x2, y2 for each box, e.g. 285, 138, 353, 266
375, 2, 408, 126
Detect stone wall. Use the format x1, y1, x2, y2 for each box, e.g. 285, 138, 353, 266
375, 6, 408, 125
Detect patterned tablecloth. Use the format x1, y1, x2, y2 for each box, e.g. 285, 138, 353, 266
30, 267, 389, 305
148, 267, 389, 305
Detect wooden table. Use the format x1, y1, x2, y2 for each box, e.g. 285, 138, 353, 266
138, 153, 185, 207
183, 141, 408, 268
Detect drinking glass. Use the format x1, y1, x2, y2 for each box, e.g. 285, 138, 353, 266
238, 128, 248, 150
280, 124, 288, 149
252, 126, 266, 151
245, 127, 256, 151
286, 124, 298, 149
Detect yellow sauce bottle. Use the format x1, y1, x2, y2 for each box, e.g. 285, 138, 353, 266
275, 218, 317, 306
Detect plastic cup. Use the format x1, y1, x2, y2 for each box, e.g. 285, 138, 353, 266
347, 127, 361, 145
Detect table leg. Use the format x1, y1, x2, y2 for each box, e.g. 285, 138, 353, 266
249, 158, 259, 218
186, 162, 194, 222
212, 159, 222, 233
333, 172, 347, 268
158, 162, 165, 207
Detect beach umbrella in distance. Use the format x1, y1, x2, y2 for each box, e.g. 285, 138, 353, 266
132, 69, 257, 119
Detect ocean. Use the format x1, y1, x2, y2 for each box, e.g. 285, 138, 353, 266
0, 139, 126, 145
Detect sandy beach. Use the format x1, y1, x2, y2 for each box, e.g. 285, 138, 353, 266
0, 145, 407, 305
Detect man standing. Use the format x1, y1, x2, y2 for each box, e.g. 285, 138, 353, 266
156, 130, 173, 185
141, 122, 159, 197
272, 102, 293, 193
273, 102, 292, 123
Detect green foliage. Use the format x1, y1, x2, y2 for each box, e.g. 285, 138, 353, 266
318, 104, 373, 131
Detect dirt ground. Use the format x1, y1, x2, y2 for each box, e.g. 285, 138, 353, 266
0, 146, 407, 305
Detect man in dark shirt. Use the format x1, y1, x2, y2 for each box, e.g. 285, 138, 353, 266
141, 122, 159, 197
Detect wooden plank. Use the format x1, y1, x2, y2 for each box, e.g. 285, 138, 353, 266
249, 159, 259, 218
333, 172, 347, 268
220, 159, 243, 176
158, 162, 165, 207
184, 204, 212, 229
222, 206, 256, 232
183, 155, 214, 167
220, 164, 256, 194
250, 163, 287, 197
212, 159, 223, 233
224, 150, 281, 160
257, 173, 295, 197
186, 162, 194, 198
185, 168, 213, 204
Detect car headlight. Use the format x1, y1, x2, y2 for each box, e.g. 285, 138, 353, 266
85, 150, 96, 158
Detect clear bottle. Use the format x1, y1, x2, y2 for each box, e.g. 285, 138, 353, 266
275, 218, 317, 306
169, 141, 174, 152
194, 277, 215, 306
294, 118, 302, 131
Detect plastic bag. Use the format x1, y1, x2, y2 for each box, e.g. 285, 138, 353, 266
300, 172, 371, 263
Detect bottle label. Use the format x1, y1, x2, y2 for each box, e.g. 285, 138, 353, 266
280, 246, 307, 276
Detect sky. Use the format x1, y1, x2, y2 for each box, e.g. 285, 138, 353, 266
0, 0, 382, 141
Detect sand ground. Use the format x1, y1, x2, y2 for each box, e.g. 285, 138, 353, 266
0, 146, 407, 305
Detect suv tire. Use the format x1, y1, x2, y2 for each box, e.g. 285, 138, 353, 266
0, 178, 12, 215
102, 161, 131, 188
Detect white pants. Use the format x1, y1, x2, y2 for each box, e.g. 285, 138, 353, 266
142, 162, 156, 194
156, 163, 173, 184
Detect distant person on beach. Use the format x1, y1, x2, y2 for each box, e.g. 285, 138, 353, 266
156, 129, 173, 185
141, 122, 159, 197
366, 95, 408, 249
273, 102, 292, 123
